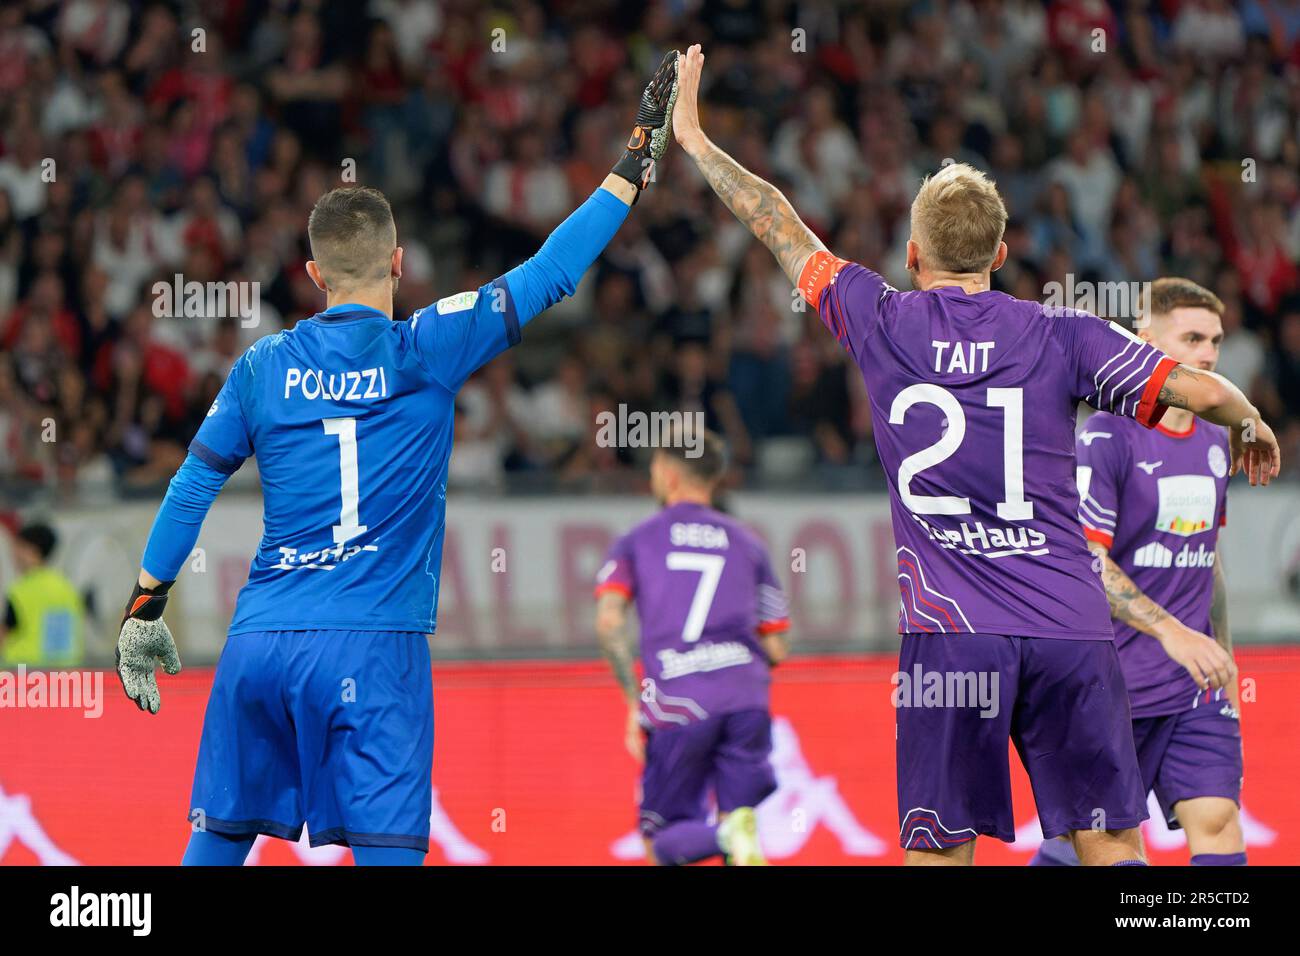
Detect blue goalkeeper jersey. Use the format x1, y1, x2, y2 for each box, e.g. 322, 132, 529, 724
193, 292, 511, 635
145, 185, 630, 636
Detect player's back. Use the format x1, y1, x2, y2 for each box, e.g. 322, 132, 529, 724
194, 304, 464, 635
597, 501, 788, 723
805, 260, 1175, 638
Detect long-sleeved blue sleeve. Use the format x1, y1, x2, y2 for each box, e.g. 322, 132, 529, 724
140, 453, 231, 582
501, 185, 631, 324
409, 186, 631, 390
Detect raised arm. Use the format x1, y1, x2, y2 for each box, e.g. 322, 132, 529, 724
1155, 364, 1280, 485
671, 45, 827, 285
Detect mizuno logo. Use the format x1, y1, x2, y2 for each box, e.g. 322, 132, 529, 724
1136, 460, 1162, 474
1079, 430, 1112, 446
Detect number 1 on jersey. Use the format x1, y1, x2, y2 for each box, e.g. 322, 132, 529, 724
323, 417, 368, 546
665, 551, 725, 643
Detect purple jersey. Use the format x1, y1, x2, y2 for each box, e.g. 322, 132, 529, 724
595, 501, 789, 726
1076, 413, 1230, 717
799, 254, 1177, 640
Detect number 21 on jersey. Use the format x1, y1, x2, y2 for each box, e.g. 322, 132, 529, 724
888, 385, 1033, 521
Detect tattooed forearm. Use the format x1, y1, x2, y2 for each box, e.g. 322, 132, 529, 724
595, 596, 638, 702
601, 635, 638, 702
1156, 364, 1200, 410
692, 140, 826, 285
1156, 364, 1263, 434
1089, 542, 1172, 635
1211, 551, 1231, 652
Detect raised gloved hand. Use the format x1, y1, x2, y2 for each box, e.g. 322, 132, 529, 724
610, 49, 681, 197
116, 579, 182, 715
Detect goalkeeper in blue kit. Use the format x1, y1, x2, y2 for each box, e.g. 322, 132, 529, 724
114, 52, 680, 866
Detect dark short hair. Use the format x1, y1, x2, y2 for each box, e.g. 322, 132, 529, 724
307, 187, 396, 291
655, 426, 728, 485
17, 522, 57, 560
1144, 277, 1225, 320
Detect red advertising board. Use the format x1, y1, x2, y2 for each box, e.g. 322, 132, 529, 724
1, 652, 1296, 865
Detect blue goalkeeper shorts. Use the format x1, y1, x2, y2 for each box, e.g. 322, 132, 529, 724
189, 629, 433, 851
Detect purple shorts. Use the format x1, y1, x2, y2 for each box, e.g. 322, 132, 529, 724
896, 633, 1148, 849
638, 709, 777, 837
1132, 694, 1243, 830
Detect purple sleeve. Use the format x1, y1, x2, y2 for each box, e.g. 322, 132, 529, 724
1075, 425, 1125, 549
1049, 309, 1178, 427
800, 255, 893, 366
594, 534, 635, 600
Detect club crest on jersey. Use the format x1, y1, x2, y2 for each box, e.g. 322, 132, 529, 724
1154, 475, 1216, 537
1208, 444, 1228, 478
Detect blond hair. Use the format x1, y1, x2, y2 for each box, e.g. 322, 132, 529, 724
910, 163, 1008, 273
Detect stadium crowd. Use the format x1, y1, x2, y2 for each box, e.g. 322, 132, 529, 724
1, 0, 1299, 502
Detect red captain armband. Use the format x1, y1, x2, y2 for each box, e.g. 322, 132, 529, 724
797, 251, 850, 310
1135, 356, 1179, 428
1082, 527, 1114, 550
594, 581, 633, 601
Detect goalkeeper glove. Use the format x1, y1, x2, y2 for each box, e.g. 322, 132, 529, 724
610, 49, 680, 198
116, 579, 181, 715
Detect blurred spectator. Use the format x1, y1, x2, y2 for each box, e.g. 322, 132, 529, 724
0, 0, 1296, 501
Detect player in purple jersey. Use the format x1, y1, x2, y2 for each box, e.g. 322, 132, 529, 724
1032, 278, 1246, 867
594, 430, 790, 865
670, 44, 1280, 865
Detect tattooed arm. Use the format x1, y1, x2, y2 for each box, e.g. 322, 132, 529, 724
595, 590, 646, 761
1155, 364, 1280, 485
1210, 547, 1240, 711
1086, 539, 1236, 693
595, 591, 638, 704
671, 45, 827, 285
